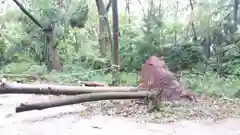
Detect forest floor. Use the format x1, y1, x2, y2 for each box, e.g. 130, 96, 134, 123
0, 88, 240, 135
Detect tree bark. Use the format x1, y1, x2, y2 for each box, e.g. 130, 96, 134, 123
233, 0, 239, 32
96, 0, 113, 57
111, 0, 120, 85
15, 91, 151, 113
173, 1, 179, 46
0, 81, 143, 95
106, 0, 112, 13
125, 0, 131, 24
189, 0, 197, 41
45, 24, 62, 71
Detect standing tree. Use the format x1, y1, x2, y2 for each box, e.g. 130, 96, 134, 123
12, 0, 62, 72
111, 0, 119, 85
189, 0, 197, 42
95, 0, 113, 57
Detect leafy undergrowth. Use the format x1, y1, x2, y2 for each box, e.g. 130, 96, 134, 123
0, 62, 138, 85
79, 97, 240, 123
1, 62, 240, 123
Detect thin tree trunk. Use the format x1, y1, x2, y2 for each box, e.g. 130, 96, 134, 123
233, 0, 239, 32
112, 0, 120, 85
125, 0, 131, 24
173, 2, 179, 46
189, 0, 197, 41
106, 0, 112, 13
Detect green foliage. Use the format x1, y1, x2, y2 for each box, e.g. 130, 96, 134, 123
69, 0, 89, 28
1, 0, 240, 98
162, 43, 204, 71
182, 70, 239, 97
0, 61, 43, 74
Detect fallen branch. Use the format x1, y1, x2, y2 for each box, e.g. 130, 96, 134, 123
2, 74, 37, 79
78, 81, 107, 87
0, 81, 144, 95
16, 91, 152, 113
1, 73, 41, 82
2, 74, 108, 86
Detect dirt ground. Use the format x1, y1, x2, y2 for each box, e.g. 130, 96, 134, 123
0, 94, 240, 135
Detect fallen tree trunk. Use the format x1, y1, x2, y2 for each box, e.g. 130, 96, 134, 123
0, 81, 144, 95
16, 91, 151, 113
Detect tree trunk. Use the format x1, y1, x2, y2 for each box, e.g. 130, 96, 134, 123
45, 24, 62, 71
0, 81, 143, 95
189, 0, 197, 41
173, 2, 179, 46
233, 0, 239, 31
125, 0, 131, 24
96, 0, 112, 57
16, 91, 151, 113
111, 0, 120, 85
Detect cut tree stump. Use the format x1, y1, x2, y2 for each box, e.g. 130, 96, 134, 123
0, 80, 145, 95
15, 91, 152, 113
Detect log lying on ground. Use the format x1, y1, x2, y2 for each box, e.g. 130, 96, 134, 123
16, 91, 151, 113
2, 74, 108, 86
0, 81, 144, 95
78, 81, 107, 87
2, 74, 40, 80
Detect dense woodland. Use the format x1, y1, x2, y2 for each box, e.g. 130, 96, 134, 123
0, 0, 240, 98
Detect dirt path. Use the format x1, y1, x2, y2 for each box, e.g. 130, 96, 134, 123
0, 94, 240, 135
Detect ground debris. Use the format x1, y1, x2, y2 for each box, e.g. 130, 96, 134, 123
80, 97, 240, 123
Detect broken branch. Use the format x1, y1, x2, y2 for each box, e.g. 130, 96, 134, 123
12, 0, 43, 28
16, 91, 151, 113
